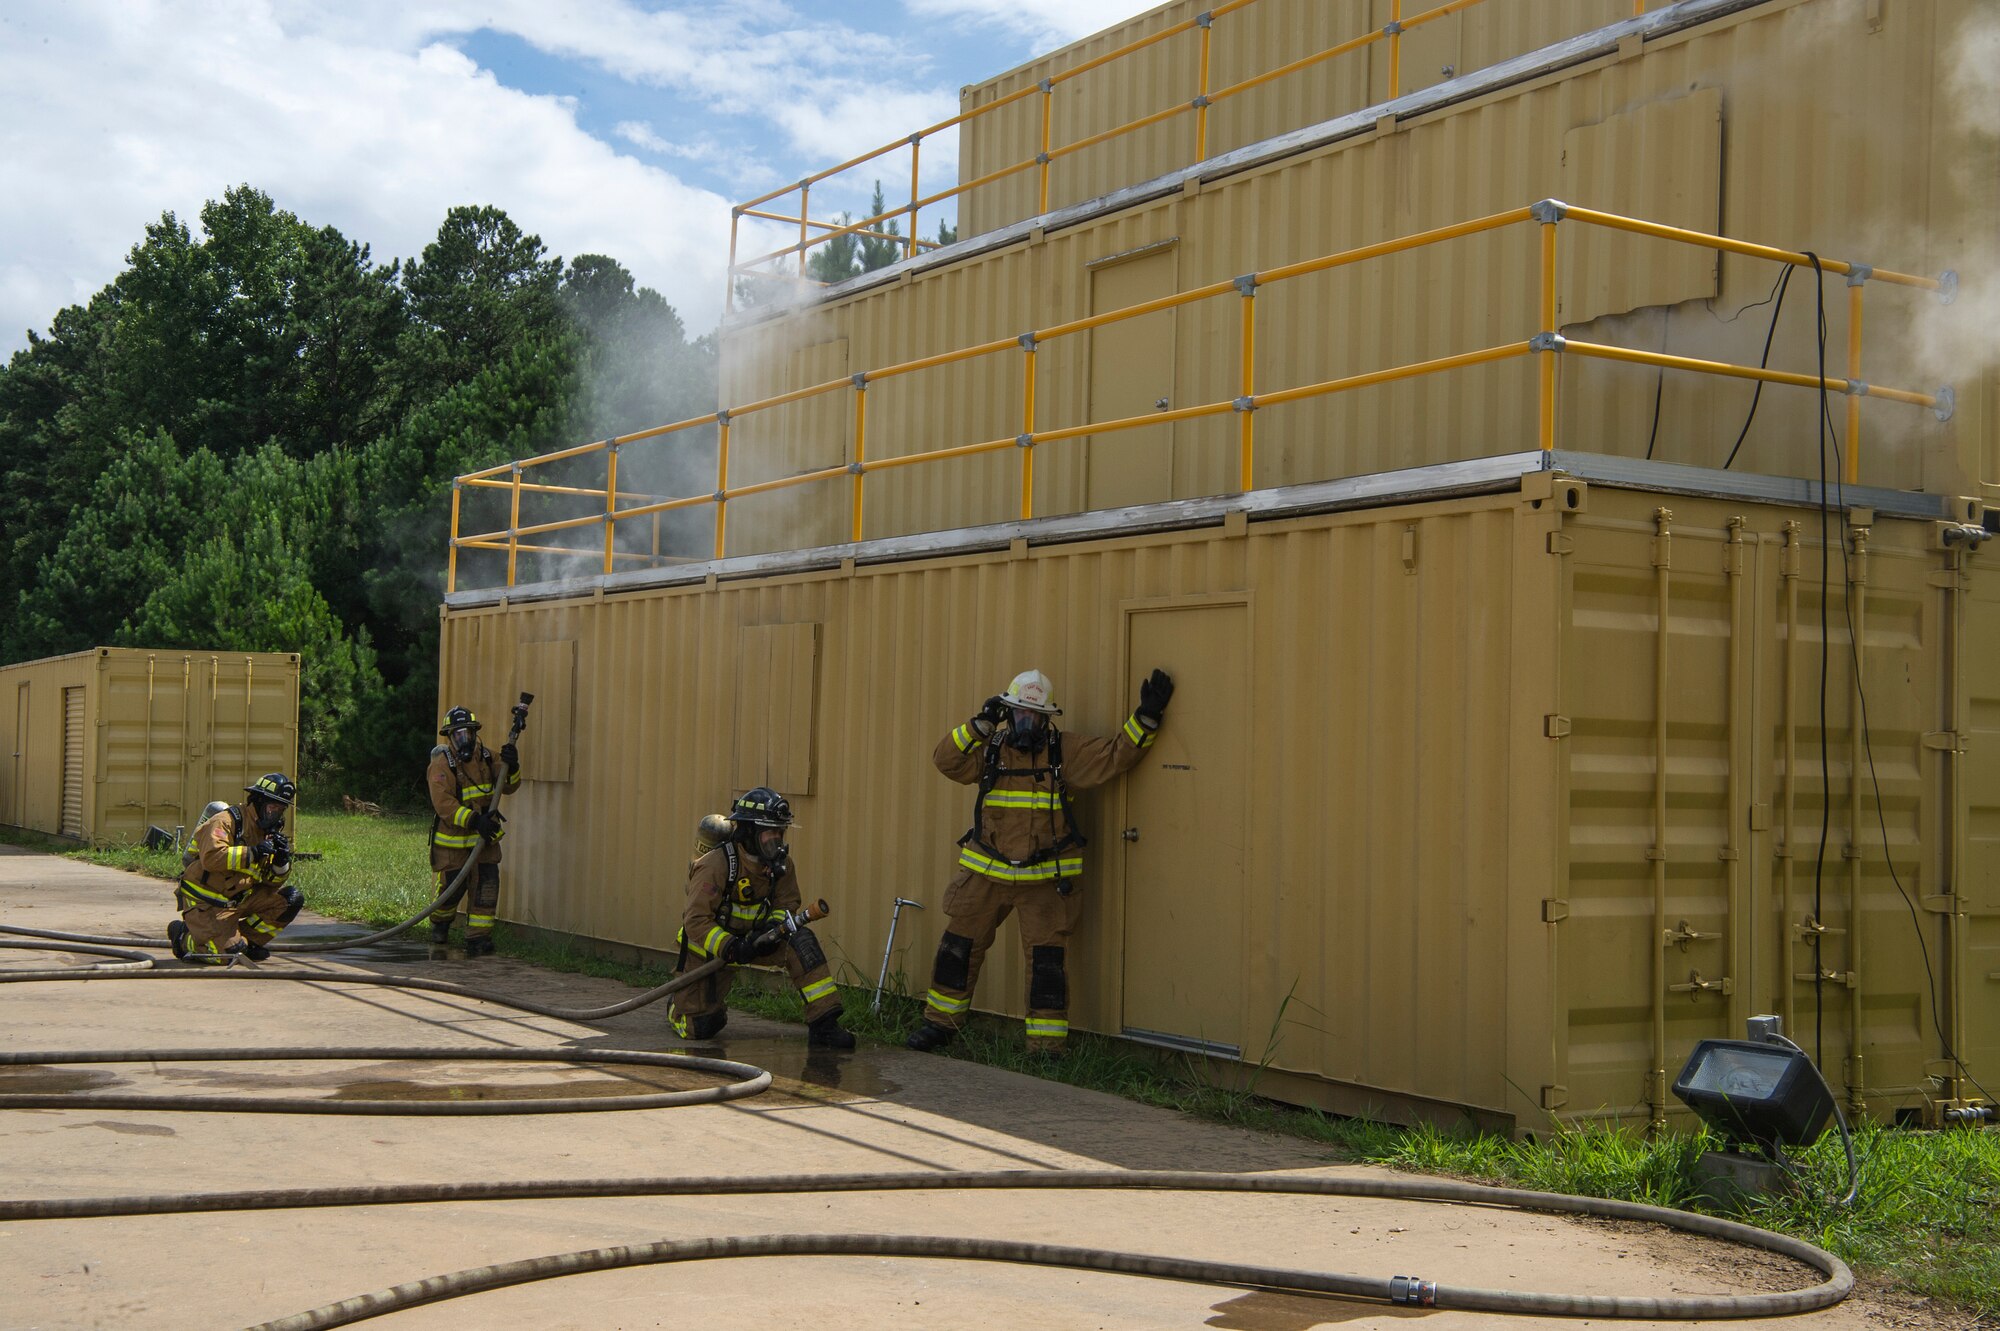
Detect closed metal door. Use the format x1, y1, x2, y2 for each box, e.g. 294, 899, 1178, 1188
1120, 600, 1248, 1057
60, 686, 84, 839
1086, 244, 1177, 511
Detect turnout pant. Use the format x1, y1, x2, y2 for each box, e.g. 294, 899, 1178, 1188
667, 926, 842, 1040
920, 868, 1082, 1053
432, 863, 501, 939
175, 882, 303, 959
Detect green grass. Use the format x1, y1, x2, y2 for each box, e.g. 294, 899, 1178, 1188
4, 811, 1996, 1316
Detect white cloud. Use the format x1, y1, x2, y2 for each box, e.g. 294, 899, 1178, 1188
902, 0, 1166, 51
0, 0, 987, 355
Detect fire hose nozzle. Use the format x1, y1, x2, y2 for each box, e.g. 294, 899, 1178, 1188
784, 899, 832, 932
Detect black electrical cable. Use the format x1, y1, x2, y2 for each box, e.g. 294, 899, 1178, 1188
1643, 306, 1670, 460
1812, 290, 1999, 1114
0, 1170, 1855, 1328
1720, 265, 1795, 471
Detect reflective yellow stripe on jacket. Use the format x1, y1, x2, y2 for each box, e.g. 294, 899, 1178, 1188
434, 830, 480, 850
980, 789, 1063, 811
956, 845, 1085, 883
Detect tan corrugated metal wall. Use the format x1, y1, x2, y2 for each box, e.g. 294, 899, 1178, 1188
0, 648, 301, 844
958, 0, 1658, 235
709, 0, 1990, 578
441, 478, 1989, 1128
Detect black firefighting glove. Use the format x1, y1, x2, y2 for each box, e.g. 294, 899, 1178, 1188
747, 927, 786, 960
1136, 668, 1175, 726
251, 838, 279, 865
719, 934, 748, 965
971, 694, 1009, 737
473, 808, 506, 840
499, 742, 520, 771
268, 832, 293, 873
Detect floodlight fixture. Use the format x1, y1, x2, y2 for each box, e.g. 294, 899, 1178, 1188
1672, 1024, 1835, 1154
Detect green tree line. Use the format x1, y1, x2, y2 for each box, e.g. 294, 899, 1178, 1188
0, 186, 716, 805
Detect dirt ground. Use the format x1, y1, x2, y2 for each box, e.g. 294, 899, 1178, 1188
0, 847, 1980, 1330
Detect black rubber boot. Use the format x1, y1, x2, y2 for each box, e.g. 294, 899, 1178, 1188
240, 941, 271, 962
807, 1011, 856, 1050
429, 919, 451, 945
464, 935, 495, 959
905, 1022, 955, 1053
166, 920, 190, 961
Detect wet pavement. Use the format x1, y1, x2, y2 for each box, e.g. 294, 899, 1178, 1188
0, 850, 1935, 1331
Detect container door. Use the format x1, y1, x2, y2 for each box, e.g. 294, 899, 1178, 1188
1086, 243, 1177, 511
10, 682, 27, 826
1119, 601, 1248, 1056
60, 686, 85, 839
1954, 565, 2000, 1099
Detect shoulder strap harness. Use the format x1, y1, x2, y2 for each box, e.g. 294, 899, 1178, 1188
958, 725, 1087, 886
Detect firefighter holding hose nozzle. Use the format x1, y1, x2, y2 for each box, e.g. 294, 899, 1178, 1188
667, 787, 855, 1049
168, 772, 302, 964
426, 704, 523, 957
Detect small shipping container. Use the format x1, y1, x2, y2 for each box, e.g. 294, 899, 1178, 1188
0, 648, 301, 845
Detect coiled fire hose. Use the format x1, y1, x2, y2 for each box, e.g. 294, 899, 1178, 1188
0, 895, 1855, 1321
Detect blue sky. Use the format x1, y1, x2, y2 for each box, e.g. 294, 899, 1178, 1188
0, 0, 1163, 355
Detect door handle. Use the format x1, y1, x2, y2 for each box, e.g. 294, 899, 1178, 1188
1122, 827, 1140, 842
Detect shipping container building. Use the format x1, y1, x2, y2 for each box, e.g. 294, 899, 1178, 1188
0, 648, 301, 846
441, 0, 1998, 1132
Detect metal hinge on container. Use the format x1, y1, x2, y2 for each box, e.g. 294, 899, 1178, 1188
1923, 731, 1967, 754
1547, 532, 1574, 555
1544, 714, 1571, 738
1542, 899, 1570, 923
1541, 1085, 1568, 1110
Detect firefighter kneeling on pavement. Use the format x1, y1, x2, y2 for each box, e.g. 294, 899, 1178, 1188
668, 788, 854, 1049
906, 667, 1173, 1057
427, 705, 522, 957
169, 772, 302, 964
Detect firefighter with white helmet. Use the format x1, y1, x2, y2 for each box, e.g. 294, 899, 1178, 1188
168, 772, 302, 964
426, 705, 522, 957
668, 787, 855, 1048
906, 666, 1173, 1057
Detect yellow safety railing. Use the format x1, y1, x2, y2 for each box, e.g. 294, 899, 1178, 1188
452, 201, 1949, 593
727, 0, 1655, 308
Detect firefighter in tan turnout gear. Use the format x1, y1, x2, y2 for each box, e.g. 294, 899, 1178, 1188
667, 788, 855, 1049
427, 705, 521, 957
169, 772, 302, 964
906, 667, 1173, 1057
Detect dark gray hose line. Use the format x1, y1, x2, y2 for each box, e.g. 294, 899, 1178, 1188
0, 1171, 1843, 1327
0, 938, 156, 972
0, 1045, 769, 1115
0, 950, 729, 1022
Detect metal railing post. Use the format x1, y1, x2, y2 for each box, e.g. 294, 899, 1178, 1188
447, 481, 461, 594
507, 464, 522, 587
1020, 332, 1038, 519
727, 209, 740, 316
907, 134, 922, 260
1537, 206, 1561, 452
852, 376, 868, 542
1389, 1, 1403, 99
1846, 278, 1865, 484
1196, 13, 1213, 160
798, 183, 811, 277
603, 443, 619, 575
1238, 274, 1257, 490
714, 413, 731, 560
1038, 79, 1054, 213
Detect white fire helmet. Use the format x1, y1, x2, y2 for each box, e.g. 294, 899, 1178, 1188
1003, 669, 1061, 715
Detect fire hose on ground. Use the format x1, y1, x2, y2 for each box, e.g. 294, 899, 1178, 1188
0, 923, 1860, 1325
